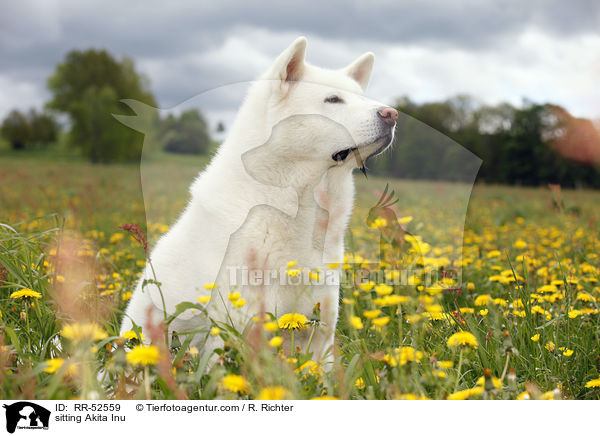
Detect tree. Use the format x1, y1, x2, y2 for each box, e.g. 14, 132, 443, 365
28, 109, 58, 145
161, 109, 211, 155
1, 110, 31, 150
47, 49, 156, 163
1, 109, 58, 150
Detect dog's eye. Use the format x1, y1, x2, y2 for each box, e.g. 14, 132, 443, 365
324, 95, 344, 104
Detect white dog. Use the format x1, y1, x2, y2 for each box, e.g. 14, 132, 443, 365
121, 37, 397, 361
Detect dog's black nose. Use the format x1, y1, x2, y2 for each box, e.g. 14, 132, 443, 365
378, 107, 398, 125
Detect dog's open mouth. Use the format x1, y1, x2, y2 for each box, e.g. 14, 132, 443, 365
331, 133, 393, 163
332, 147, 358, 162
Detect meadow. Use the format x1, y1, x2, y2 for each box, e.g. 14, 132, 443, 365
1, 149, 600, 400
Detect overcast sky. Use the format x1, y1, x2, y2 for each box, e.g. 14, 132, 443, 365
1, 0, 599, 128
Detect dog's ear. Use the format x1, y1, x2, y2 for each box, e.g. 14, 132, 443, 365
270, 37, 307, 83
345, 52, 374, 92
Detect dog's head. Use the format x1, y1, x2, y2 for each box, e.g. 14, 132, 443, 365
259, 37, 397, 169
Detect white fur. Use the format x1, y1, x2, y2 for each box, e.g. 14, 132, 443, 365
121, 37, 395, 361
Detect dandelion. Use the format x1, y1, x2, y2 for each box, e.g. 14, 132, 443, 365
363, 310, 381, 319
121, 330, 146, 342
10, 289, 42, 300
531, 334, 540, 342
447, 331, 478, 349
257, 386, 289, 400
359, 281, 375, 292
228, 292, 240, 302
126, 345, 160, 366
44, 358, 65, 374
286, 268, 301, 277
585, 378, 600, 388
203, 283, 216, 290
374, 283, 393, 295
264, 321, 278, 332
268, 336, 283, 348
277, 313, 308, 330
286, 260, 297, 267
197, 295, 211, 304
372, 316, 390, 327
474, 294, 491, 306
210, 327, 221, 336
350, 316, 364, 329
296, 360, 322, 378
61, 322, 108, 342
220, 374, 250, 395
232, 298, 246, 308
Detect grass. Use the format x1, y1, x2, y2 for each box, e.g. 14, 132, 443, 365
1, 151, 600, 400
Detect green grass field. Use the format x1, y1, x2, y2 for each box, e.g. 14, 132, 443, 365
1, 150, 600, 400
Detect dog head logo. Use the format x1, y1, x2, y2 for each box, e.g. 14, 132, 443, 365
3, 402, 50, 434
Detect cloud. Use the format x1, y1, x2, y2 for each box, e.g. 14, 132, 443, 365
0, 0, 598, 122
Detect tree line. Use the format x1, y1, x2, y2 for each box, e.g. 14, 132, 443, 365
1, 49, 212, 162
368, 95, 600, 187
1, 48, 599, 187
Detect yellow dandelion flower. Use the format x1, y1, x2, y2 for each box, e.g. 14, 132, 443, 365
476, 375, 502, 390
227, 291, 240, 301
437, 360, 454, 369
372, 316, 390, 327
10, 289, 42, 300
286, 268, 301, 277
257, 386, 289, 400
447, 331, 478, 349
531, 334, 540, 342
350, 316, 364, 329
44, 358, 65, 374
264, 321, 278, 332
126, 345, 160, 366
568, 309, 582, 319
197, 295, 212, 304
585, 378, 600, 388
220, 374, 250, 394
374, 283, 393, 296
359, 281, 375, 292
121, 330, 146, 342
203, 283, 216, 290
277, 313, 308, 330
474, 294, 492, 306
308, 271, 321, 281
296, 360, 322, 378
268, 336, 283, 348
286, 260, 297, 267
513, 239, 527, 249
211, 327, 221, 336
363, 310, 381, 319
562, 349, 574, 357
61, 322, 108, 342
232, 298, 246, 308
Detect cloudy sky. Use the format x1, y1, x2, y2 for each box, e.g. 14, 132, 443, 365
1, 0, 599, 127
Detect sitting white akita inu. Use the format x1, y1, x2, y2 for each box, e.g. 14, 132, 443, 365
121, 37, 397, 362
